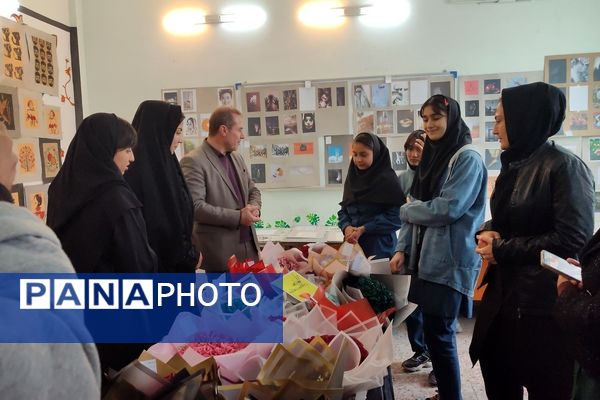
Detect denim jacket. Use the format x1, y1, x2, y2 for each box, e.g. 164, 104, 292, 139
396, 149, 487, 297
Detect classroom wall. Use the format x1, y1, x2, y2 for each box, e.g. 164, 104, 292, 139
21, 0, 600, 226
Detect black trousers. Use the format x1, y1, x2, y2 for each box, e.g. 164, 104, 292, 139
479, 312, 574, 400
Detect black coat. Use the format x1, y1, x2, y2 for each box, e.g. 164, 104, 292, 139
470, 141, 594, 363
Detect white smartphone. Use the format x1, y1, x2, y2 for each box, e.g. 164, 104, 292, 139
540, 250, 582, 282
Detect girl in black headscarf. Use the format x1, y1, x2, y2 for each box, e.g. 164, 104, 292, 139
338, 132, 405, 259
390, 95, 487, 400
472, 82, 595, 400
47, 113, 157, 274
124, 100, 198, 273
47, 113, 157, 378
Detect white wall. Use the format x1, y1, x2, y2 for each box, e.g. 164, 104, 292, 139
19, 0, 74, 26
25, 0, 600, 226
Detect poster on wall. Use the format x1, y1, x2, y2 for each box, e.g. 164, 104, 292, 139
24, 183, 49, 222
0, 18, 31, 88
13, 137, 41, 183
39, 138, 61, 183
17, 88, 43, 137
25, 28, 59, 96
10, 183, 24, 206
41, 105, 62, 138
0, 85, 20, 137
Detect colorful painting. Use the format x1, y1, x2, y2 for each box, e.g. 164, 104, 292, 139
589, 138, 600, 161
0, 89, 16, 131
18, 90, 43, 137
39, 138, 61, 183
24, 184, 49, 222
42, 105, 61, 138
294, 142, 314, 155
14, 138, 41, 182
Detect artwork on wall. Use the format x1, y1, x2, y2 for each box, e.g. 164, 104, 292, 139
217, 87, 233, 107
10, 183, 24, 206
162, 89, 179, 106
24, 183, 49, 222
183, 114, 198, 137
545, 52, 600, 136
17, 89, 42, 137
317, 87, 332, 108
0, 19, 28, 88
13, 137, 41, 183
181, 89, 197, 112
26, 29, 58, 95
283, 89, 297, 111
39, 138, 61, 183
246, 92, 260, 112
248, 117, 261, 136
0, 85, 19, 136
41, 105, 62, 138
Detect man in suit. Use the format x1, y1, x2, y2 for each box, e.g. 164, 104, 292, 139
181, 107, 261, 272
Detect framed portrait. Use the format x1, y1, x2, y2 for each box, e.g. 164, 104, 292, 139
181, 89, 197, 113
10, 183, 24, 206
217, 87, 234, 107
39, 138, 61, 183
161, 90, 179, 106
0, 86, 19, 136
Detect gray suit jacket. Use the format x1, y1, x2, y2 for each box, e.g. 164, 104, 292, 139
181, 140, 261, 271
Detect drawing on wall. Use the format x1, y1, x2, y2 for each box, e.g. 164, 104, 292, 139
271, 164, 285, 181
10, 183, 24, 206
391, 81, 409, 106
396, 109, 414, 134
246, 92, 260, 112
570, 112, 587, 131
485, 149, 502, 170
336, 87, 345, 106
301, 112, 315, 133
294, 142, 314, 155
506, 76, 527, 88
0, 90, 15, 130
327, 169, 342, 184
318, 88, 332, 108
376, 110, 393, 135
485, 122, 495, 142
283, 89, 297, 110
464, 80, 479, 96
430, 81, 451, 97
23, 96, 40, 129
593, 87, 600, 108
183, 115, 198, 137
265, 116, 279, 135
483, 79, 501, 95
30, 33, 57, 93
251, 164, 266, 183
594, 57, 600, 81
25, 184, 49, 222
548, 59, 567, 84
391, 151, 407, 171
465, 100, 479, 117
594, 113, 600, 129
181, 89, 197, 112
485, 99, 499, 116
1, 23, 25, 85
264, 92, 280, 112
217, 88, 234, 107
354, 84, 371, 109
248, 117, 261, 136
271, 143, 289, 157
42, 105, 61, 138
39, 138, 61, 183
589, 137, 600, 160
249, 144, 267, 159
356, 111, 374, 133
570, 57, 589, 83
14, 138, 41, 182
371, 84, 390, 108
327, 145, 343, 164
283, 115, 298, 134
162, 90, 179, 105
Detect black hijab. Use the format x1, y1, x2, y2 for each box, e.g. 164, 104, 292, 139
411, 96, 472, 201
491, 82, 566, 234
125, 100, 196, 272
340, 132, 405, 207
47, 113, 141, 271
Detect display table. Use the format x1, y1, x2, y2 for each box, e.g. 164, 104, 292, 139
256, 226, 344, 249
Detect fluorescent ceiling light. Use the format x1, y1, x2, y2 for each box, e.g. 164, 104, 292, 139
0, 0, 20, 19
221, 5, 267, 31
298, 1, 346, 28
162, 8, 208, 36
359, 0, 411, 28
